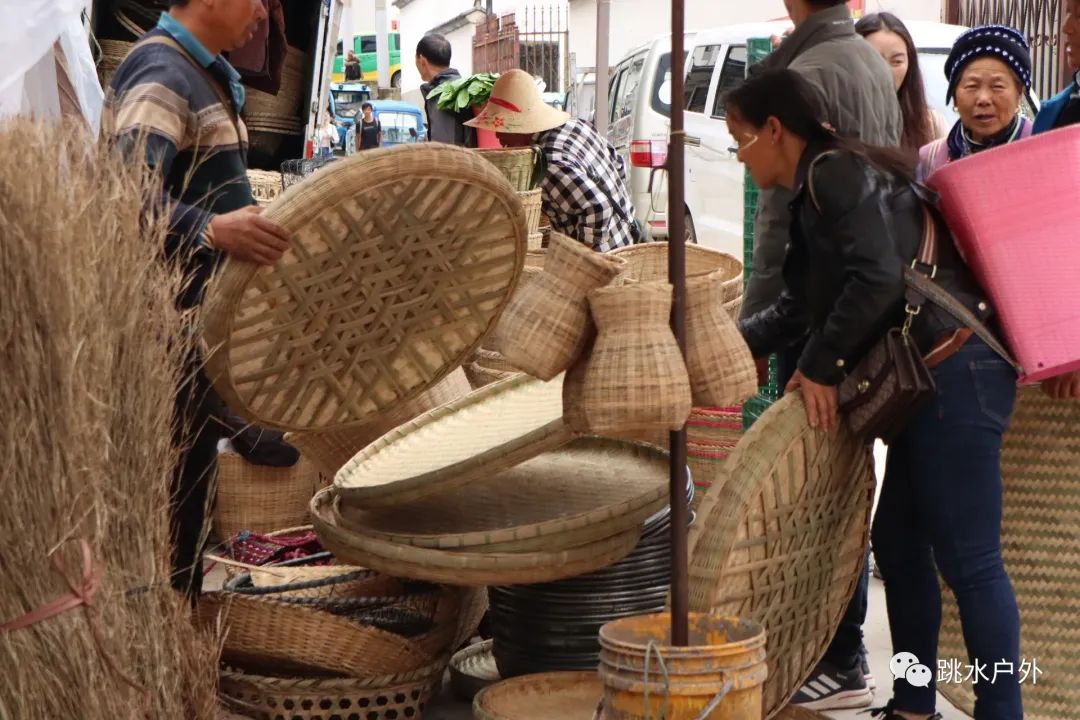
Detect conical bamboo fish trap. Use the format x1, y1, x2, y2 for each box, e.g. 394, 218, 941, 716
203, 144, 526, 432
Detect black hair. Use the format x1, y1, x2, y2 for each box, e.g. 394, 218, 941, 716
166, 0, 189, 6
416, 34, 452, 67
723, 69, 915, 183
856, 12, 935, 152
807, 0, 848, 6
361, 102, 373, 111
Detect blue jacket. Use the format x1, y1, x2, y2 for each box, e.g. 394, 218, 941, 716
1033, 83, 1077, 134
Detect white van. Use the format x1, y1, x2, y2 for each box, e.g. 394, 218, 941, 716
608, 21, 969, 257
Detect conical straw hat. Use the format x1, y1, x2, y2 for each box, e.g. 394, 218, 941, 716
465, 69, 570, 135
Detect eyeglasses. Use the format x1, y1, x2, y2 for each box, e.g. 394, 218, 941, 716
727, 134, 760, 159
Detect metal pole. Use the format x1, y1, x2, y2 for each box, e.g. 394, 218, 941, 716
668, 0, 689, 648
594, 0, 611, 135
374, 0, 391, 90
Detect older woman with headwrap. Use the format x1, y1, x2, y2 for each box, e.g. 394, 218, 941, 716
918, 25, 1034, 181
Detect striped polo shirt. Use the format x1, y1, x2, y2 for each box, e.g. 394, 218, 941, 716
103, 13, 255, 308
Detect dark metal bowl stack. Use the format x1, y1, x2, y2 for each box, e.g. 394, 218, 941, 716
488, 480, 694, 677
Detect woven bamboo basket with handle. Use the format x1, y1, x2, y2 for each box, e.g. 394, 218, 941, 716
202, 143, 526, 433
285, 368, 471, 477
475, 146, 544, 190
685, 270, 758, 407
498, 232, 625, 381
577, 281, 692, 435
685, 392, 875, 719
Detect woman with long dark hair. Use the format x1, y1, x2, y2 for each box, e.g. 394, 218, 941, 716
856, 12, 946, 152
726, 69, 1022, 720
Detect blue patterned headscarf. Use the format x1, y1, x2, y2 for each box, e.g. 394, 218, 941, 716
945, 25, 1033, 103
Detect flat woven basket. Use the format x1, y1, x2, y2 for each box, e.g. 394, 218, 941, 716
202, 143, 526, 432
334, 374, 570, 508
685, 392, 875, 719
218, 663, 444, 720
212, 452, 325, 542
311, 487, 640, 586
936, 387, 1080, 720
285, 368, 471, 477
473, 671, 603, 720
336, 437, 669, 552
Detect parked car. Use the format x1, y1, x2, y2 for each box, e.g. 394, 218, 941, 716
330, 82, 374, 147
343, 100, 427, 154
608, 21, 969, 257
333, 32, 403, 87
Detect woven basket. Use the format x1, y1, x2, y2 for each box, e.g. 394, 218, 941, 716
687, 406, 744, 506
450, 639, 501, 701
612, 242, 743, 302
96, 39, 133, 86
286, 368, 471, 477
936, 387, 1080, 720
335, 437, 668, 552
685, 271, 757, 407
198, 592, 437, 678
473, 671, 603, 720
527, 232, 544, 251
247, 170, 284, 207
218, 665, 444, 720
577, 282, 692, 435
685, 392, 875, 719
518, 189, 543, 233
202, 143, 526, 433
465, 361, 516, 389
475, 147, 542, 191
213, 453, 325, 542
311, 487, 640, 586
487, 267, 543, 355
724, 294, 743, 320
334, 374, 571, 508
498, 232, 625, 381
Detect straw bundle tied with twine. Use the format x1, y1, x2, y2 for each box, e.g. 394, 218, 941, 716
0, 120, 220, 719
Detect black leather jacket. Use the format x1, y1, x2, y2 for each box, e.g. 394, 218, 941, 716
739, 146, 996, 385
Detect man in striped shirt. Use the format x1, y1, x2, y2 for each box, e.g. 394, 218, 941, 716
104, 0, 290, 599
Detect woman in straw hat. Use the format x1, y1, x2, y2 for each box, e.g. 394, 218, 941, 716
466, 69, 641, 252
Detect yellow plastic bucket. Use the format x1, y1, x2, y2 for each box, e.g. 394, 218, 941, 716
598, 613, 767, 720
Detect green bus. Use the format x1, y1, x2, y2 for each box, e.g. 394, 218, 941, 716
333, 33, 402, 87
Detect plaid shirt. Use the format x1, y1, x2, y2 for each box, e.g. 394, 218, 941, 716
537, 118, 638, 252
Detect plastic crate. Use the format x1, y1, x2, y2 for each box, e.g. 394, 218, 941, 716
742, 37, 779, 430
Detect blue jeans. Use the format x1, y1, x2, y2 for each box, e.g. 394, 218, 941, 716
871, 337, 1021, 719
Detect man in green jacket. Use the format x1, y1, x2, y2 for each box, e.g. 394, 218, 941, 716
740, 0, 902, 711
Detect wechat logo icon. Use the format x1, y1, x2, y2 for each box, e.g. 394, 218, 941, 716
891, 652, 933, 688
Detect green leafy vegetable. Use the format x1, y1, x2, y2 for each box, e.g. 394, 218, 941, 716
429, 73, 499, 111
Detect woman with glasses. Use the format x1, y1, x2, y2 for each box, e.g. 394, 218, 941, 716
726, 68, 1022, 720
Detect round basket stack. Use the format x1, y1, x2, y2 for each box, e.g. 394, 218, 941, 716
314, 374, 673, 587
203, 561, 464, 720
487, 482, 694, 677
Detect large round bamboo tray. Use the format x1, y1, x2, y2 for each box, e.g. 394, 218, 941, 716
936, 387, 1080, 720
337, 437, 669, 552
199, 592, 436, 678
334, 374, 571, 508
202, 143, 527, 433
218, 662, 444, 720
685, 393, 875, 719
311, 487, 640, 586
612, 242, 743, 302
286, 368, 471, 477
212, 452, 325, 542
473, 671, 602, 720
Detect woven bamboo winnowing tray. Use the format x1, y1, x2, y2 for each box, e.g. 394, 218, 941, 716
936, 387, 1080, 720
685, 393, 875, 720
310, 487, 640, 586
472, 671, 603, 720
334, 373, 571, 508
337, 437, 669, 552
202, 143, 527, 433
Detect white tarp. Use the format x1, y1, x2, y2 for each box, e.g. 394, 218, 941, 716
0, 0, 103, 133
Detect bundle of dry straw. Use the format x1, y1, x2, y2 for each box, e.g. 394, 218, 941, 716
0, 120, 219, 719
